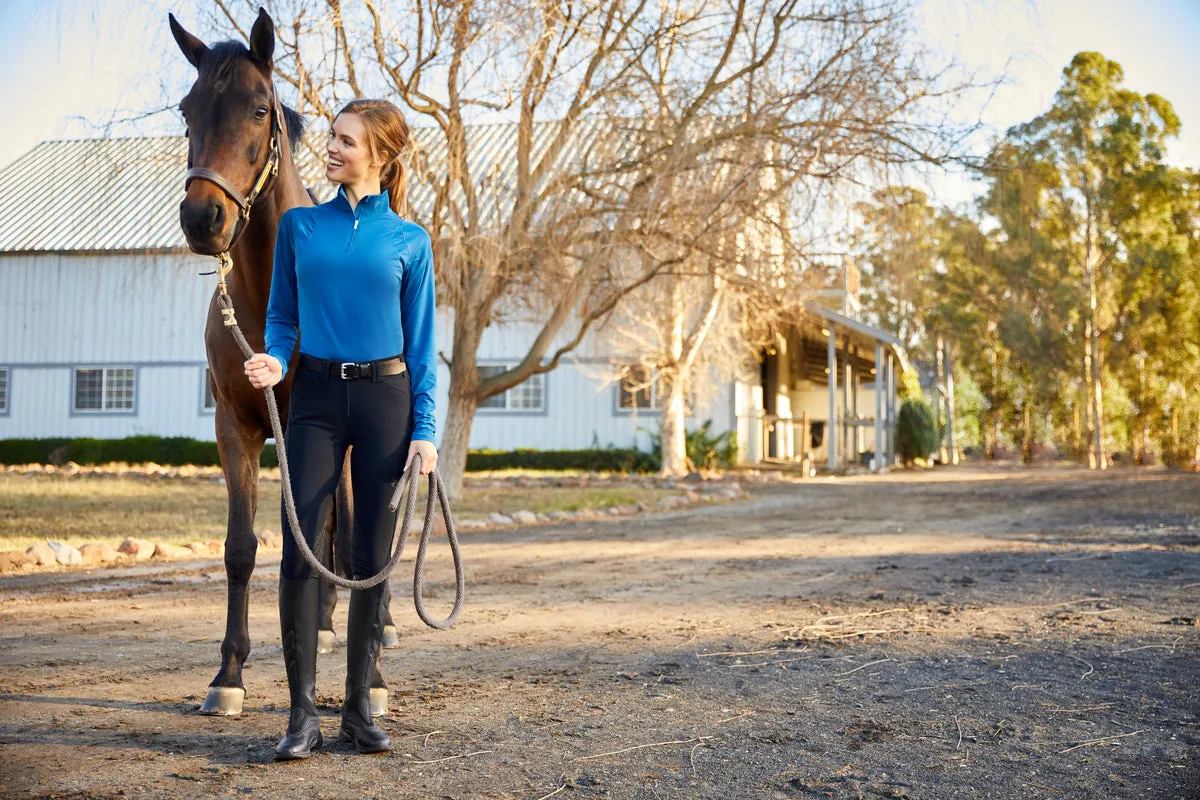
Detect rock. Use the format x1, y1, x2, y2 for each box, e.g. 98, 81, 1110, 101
547, 510, 571, 521
684, 471, 703, 483
46, 540, 83, 566
78, 542, 118, 564
0, 550, 28, 572
510, 510, 538, 525
255, 529, 284, 549
686, 490, 700, 502
536, 513, 551, 522
154, 542, 194, 559
656, 495, 692, 510
118, 537, 156, 560
609, 504, 640, 516
204, 540, 226, 556
24, 542, 57, 566
488, 512, 514, 526
456, 518, 489, 529
61, 461, 81, 475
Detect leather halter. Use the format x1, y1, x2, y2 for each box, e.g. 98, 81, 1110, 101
184, 81, 283, 248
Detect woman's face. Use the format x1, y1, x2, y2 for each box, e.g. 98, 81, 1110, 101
326, 112, 381, 185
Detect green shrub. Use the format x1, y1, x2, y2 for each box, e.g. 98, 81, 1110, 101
896, 400, 938, 464
641, 419, 738, 471
0, 436, 277, 467
464, 448, 657, 473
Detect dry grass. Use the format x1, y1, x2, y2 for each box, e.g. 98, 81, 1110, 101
0, 474, 673, 552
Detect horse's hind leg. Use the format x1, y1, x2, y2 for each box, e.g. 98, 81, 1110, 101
200, 413, 261, 716
319, 457, 355, 653
381, 580, 400, 648
316, 515, 337, 654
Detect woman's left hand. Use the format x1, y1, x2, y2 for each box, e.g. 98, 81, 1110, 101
406, 440, 438, 476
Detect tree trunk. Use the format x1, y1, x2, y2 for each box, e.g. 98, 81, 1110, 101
437, 317, 484, 500
1083, 318, 1097, 469
659, 278, 688, 476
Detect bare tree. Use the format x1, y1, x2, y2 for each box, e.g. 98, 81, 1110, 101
203, 0, 977, 491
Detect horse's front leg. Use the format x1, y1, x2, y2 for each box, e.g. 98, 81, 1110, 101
199, 412, 262, 716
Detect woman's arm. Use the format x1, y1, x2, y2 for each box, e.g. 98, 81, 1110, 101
263, 210, 299, 379
400, 228, 437, 444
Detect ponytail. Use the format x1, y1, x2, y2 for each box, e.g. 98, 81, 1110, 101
381, 154, 409, 218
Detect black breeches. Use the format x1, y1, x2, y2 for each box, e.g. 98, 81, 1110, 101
279, 357, 414, 581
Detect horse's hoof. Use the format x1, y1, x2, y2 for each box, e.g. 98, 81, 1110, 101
369, 687, 388, 717
199, 686, 244, 716
317, 629, 335, 654
381, 625, 400, 649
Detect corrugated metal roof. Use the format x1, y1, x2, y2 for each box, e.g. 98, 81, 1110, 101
0, 116, 621, 254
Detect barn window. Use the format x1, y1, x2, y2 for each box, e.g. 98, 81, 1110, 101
73, 367, 135, 413
617, 365, 666, 410
476, 365, 544, 412
0, 367, 8, 413
202, 367, 217, 412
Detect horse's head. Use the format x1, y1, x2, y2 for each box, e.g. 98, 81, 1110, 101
170, 8, 280, 255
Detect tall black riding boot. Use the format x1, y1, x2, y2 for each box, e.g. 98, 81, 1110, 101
275, 576, 323, 761
339, 583, 392, 754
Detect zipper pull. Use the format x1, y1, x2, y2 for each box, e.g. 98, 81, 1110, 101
354, 219, 360, 230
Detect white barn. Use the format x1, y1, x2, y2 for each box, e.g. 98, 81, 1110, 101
0, 130, 904, 470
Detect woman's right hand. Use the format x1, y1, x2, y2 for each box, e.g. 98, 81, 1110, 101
244, 353, 284, 389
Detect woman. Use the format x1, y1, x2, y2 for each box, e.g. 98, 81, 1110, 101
243, 99, 438, 760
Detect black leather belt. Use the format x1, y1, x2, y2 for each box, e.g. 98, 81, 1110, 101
299, 353, 406, 380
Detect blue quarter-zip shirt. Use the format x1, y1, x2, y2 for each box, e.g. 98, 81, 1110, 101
264, 185, 437, 443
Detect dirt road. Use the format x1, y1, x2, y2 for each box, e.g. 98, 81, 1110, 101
1, 465, 1197, 799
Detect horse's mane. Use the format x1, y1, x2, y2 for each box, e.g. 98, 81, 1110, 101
200, 41, 306, 151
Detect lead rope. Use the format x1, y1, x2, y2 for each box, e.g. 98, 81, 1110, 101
212, 255, 465, 629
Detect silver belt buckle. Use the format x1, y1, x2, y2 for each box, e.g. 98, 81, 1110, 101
339, 362, 357, 379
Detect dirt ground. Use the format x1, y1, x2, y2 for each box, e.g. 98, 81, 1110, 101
1, 464, 1197, 799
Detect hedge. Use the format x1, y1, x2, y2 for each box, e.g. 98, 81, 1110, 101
0, 436, 278, 468
0, 437, 656, 473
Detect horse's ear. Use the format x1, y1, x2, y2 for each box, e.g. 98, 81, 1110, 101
249, 7, 275, 67
169, 13, 208, 70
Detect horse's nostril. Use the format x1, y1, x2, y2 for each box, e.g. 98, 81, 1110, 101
208, 204, 221, 232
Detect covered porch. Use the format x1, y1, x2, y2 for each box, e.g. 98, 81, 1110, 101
736, 304, 908, 473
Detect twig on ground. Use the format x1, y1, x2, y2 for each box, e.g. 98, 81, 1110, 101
833, 658, 893, 677
1023, 782, 1065, 793
533, 783, 567, 800
1029, 597, 1113, 610
1048, 703, 1116, 713
727, 655, 815, 669
712, 710, 756, 725
903, 679, 991, 693
954, 717, 964, 751
406, 749, 493, 765
699, 647, 805, 659
1044, 552, 1110, 564
1060, 730, 1145, 754
689, 740, 708, 777
1112, 637, 1184, 655
574, 736, 714, 762
1063, 653, 1095, 680
423, 729, 445, 747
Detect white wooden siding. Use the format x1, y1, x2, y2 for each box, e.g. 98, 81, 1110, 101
1, 252, 737, 449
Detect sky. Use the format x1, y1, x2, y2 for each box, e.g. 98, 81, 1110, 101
2, 0, 1198, 211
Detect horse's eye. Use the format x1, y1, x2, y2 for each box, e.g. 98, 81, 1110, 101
255, 106, 269, 120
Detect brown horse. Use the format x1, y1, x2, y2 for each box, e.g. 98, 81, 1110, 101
170, 8, 395, 716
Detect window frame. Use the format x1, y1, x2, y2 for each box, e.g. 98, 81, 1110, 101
200, 366, 217, 414
475, 362, 548, 415
70, 365, 138, 416
0, 366, 9, 416
614, 364, 666, 415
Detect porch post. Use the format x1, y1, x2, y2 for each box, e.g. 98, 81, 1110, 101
875, 340, 884, 473
827, 323, 837, 471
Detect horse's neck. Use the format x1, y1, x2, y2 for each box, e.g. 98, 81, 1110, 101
229, 148, 308, 316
